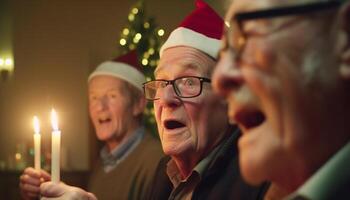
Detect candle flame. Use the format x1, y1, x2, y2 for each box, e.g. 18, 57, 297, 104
51, 109, 59, 131
33, 116, 40, 134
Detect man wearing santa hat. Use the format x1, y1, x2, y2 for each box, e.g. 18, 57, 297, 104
143, 0, 268, 199
19, 50, 163, 200
32, 1, 269, 199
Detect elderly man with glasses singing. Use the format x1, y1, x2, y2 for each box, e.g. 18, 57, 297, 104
213, 0, 350, 199
143, 0, 268, 199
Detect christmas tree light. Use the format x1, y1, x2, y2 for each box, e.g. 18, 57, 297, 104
118, 0, 165, 136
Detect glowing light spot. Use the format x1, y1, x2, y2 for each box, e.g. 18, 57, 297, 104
144, 22, 150, 29
123, 28, 129, 35
142, 58, 148, 66
15, 153, 21, 160
157, 29, 165, 36
128, 14, 135, 21
148, 48, 155, 55
132, 8, 138, 14
120, 38, 127, 46
129, 44, 136, 50
5, 58, 12, 66
135, 33, 142, 40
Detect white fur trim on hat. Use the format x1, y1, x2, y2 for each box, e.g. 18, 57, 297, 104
160, 27, 221, 59
88, 61, 146, 92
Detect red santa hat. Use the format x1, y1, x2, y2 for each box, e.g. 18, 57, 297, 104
160, 0, 224, 59
88, 50, 145, 92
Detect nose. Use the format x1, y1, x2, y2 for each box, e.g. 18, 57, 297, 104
158, 84, 181, 108
94, 96, 108, 111
212, 51, 243, 98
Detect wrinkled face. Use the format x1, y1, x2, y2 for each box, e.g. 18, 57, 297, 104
154, 46, 228, 162
89, 76, 135, 143
213, 0, 344, 185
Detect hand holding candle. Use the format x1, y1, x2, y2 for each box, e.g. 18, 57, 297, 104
33, 116, 41, 170
51, 109, 61, 183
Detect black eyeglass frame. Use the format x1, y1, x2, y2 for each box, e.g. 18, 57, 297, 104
143, 76, 211, 101
226, 0, 347, 61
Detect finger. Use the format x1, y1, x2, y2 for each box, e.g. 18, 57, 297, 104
24, 167, 41, 178
20, 174, 41, 186
20, 182, 40, 193
40, 169, 51, 181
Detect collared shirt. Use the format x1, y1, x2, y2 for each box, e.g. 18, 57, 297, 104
286, 141, 350, 200
100, 126, 145, 173
166, 140, 223, 200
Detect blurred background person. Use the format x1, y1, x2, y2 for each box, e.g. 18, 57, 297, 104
19, 50, 163, 200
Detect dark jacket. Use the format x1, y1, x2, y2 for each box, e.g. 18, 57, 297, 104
147, 128, 269, 200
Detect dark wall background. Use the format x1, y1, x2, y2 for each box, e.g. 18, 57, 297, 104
0, 0, 227, 171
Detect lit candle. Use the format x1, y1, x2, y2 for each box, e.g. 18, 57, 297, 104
33, 116, 41, 170
50, 109, 60, 183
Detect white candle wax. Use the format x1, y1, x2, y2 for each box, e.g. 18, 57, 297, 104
33, 116, 41, 170
34, 134, 41, 170
51, 109, 60, 183
51, 130, 60, 183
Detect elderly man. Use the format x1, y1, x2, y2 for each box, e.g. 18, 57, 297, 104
143, 0, 268, 199
213, 0, 350, 199
19, 50, 163, 200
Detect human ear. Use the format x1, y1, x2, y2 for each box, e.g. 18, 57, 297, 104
133, 96, 146, 116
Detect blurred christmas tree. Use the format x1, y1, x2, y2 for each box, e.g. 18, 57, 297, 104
118, 0, 165, 136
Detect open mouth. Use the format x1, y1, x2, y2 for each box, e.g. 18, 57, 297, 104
164, 120, 186, 130
98, 118, 111, 124
235, 109, 265, 130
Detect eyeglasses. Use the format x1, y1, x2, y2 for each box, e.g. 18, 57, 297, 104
143, 76, 211, 100
225, 0, 346, 61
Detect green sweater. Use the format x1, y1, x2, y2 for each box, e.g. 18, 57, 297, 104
88, 133, 163, 200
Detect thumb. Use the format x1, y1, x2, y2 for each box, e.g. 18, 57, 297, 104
40, 182, 65, 197
87, 192, 98, 200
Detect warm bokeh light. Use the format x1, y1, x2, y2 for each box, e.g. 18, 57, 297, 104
5, 58, 12, 66
135, 33, 142, 40
120, 38, 127, 46
148, 48, 154, 55
142, 58, 148, 66
144, 22, 150, 29
128, 14, 135, 21
0, 57, 14, 71
123, 28, 130, 35
132, 8, 138, 14
157, 29, 165, 36
15, 153, 21, 160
